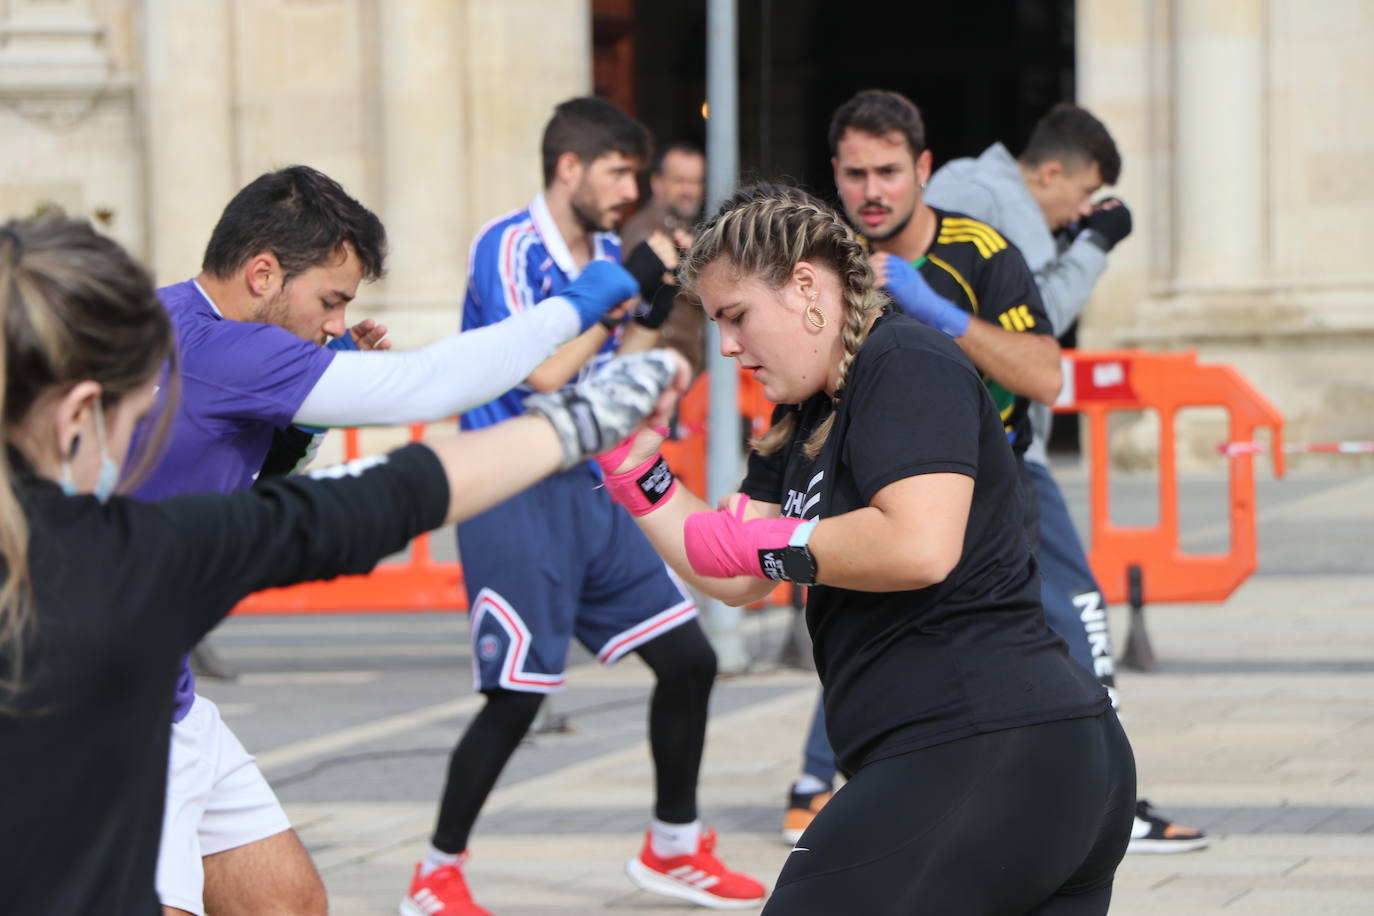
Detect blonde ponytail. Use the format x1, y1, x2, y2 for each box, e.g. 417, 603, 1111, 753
0, 229, 34, 708
0, 216, 176, 709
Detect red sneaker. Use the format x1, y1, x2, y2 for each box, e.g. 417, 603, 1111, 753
399, 856, 492, 916
625, 828, 767, 909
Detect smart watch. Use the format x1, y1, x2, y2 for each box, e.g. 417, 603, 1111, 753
759, 518, 819, 586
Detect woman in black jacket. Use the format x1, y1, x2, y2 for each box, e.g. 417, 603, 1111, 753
0, 215, 682, 914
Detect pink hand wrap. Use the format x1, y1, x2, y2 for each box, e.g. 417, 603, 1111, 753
683, 496, 805, 579
595, 429, 677, 517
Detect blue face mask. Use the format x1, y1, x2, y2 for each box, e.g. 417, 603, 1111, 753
59, 399, 120, 504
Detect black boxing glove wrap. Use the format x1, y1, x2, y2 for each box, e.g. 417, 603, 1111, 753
1081, 200, 1133, 253
633, 283, 679, 330
623, 241, 670, 301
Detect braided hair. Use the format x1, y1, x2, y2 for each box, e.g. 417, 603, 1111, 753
677, 184, 885, 458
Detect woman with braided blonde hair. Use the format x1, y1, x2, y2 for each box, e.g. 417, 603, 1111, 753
597, 184, 1136, 914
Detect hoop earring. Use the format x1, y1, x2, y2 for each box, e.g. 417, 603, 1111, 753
806, 301, 827, 329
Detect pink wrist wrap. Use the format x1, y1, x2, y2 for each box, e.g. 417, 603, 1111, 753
595, 430, 677, 516
683, 496, 805, 580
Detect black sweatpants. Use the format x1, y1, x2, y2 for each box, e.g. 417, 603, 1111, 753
765, 711, 1136, 916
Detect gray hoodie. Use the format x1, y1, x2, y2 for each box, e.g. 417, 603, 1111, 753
925, 142, 1107, 467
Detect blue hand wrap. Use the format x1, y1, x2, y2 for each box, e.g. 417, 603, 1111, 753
562, 260, 640, 333
883, 257, 970, 339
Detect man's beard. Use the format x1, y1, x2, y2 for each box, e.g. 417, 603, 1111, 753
667, 199, 703, 227
853, 200, 915, 243
571, 185, 612, 233
251, 289, 290, 328
250, 289, 319, 343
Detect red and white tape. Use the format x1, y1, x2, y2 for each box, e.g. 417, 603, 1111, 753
1217, 441, 1374, 457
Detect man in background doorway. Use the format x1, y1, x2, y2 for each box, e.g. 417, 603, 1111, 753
622, 142, 707, 374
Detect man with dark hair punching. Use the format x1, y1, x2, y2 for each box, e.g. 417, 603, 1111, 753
401, 98, 764, 915
138, 164, 639, 916
782, 88, 1065, 843
925, 102, 1208, 854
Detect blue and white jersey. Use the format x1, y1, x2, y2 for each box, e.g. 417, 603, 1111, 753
460, 193, 622, 432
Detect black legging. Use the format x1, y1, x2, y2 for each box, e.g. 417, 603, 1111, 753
764, 711, 1136, 916
432, 620, 717, 852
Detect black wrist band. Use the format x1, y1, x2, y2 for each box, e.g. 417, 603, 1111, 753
1082, 229, 1111, 253
624, 240, 669, 300
598, 314, 620, 332
636, 455, 676, 505
633, 283, 678, 330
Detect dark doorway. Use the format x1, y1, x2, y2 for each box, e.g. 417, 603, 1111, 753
631, 0, 1080, 452
634, 0, 1075, 194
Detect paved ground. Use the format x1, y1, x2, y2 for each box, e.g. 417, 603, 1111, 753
198, 466, 1374, 914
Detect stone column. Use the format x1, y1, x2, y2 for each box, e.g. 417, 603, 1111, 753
376, 0, 467, 344
1074, 0, 1161, 345
460, 0, 592, 226
1170, 0, 1265, 290
138, 0, 235, 284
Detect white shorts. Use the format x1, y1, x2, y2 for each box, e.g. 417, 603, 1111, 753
156, 694, 292, 915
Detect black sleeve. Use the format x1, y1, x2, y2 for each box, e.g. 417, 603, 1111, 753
977, 241, 1053, 337
256, 424, 315, 481
147, 443, 450, 648
739, 403, 792, 504
842, 347, 984, 505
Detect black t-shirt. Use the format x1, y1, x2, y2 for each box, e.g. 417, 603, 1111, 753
742, 312, 1107, 775
0, 444, 448, 914
917, 207, 1053, 452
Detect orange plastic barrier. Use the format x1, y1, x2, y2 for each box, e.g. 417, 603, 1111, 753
235, 424, 467, 615
660, 371, 791, 608
235, 370, 787, 616
660, 376, 709, 498
236, 352, 1281, 618
1053, 350, 1284, 605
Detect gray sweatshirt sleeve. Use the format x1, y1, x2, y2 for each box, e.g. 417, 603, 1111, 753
1034, 234, 1109, 337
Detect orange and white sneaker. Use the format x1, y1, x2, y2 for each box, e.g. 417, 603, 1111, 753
782, 788, 832, 845
400, 856, 492, 916
625, 828, 767, 909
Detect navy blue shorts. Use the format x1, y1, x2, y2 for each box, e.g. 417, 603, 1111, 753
457, 463, 697, 693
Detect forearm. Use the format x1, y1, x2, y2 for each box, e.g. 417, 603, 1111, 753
807, 508, 952, 591
957, 322, 1062, 404
526, 325, 614, 392
294, 298, 581, 426
423, 417, 564, 525
616, 322, 661, 355
1034, 237, 1108, 335
633, 488, 779, 606
806, 472, 970, 590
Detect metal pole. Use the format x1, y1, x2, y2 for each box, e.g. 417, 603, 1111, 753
703, 0, 747, 672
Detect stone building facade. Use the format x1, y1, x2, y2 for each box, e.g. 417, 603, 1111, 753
0, 0, 591, 347
1, 0, 1369, 463
1076, 0, 1374, 465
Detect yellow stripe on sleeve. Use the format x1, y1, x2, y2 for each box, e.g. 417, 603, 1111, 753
940, 217, 1009, 250
937, 231, 994, 259
927, 255, 979, 315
